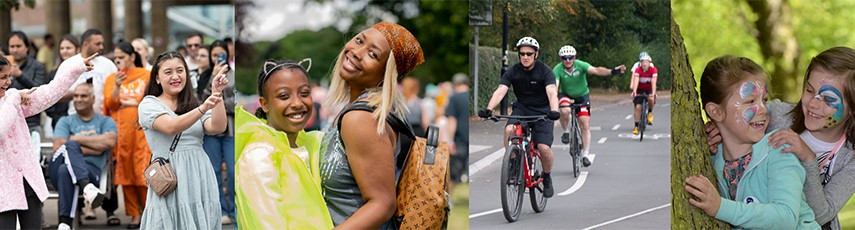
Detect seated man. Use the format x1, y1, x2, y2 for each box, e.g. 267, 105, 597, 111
50, 82, 117, 230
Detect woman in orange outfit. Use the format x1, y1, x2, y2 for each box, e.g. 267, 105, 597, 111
103, 41, 150, 228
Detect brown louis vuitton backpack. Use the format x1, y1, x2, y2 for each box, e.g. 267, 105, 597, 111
338, 101, 450, 229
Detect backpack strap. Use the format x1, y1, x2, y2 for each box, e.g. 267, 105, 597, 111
337, 100, 416, 139
336, 101, 416, 180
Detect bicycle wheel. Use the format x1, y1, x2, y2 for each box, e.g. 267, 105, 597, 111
639, 102, 647, 142
501, 144, 525, 222
529, 150, 548, 212
570, 117, 581, 178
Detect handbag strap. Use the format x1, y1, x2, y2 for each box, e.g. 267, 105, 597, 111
169, 133, 182, 154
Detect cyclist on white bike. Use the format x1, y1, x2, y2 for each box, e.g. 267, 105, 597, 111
631, 53, 658, 135
478, 37, 560, 197
554, 45, 625, 167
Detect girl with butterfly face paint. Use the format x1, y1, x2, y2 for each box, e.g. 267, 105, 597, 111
688, 55, 819, 229
707, 47, 855, 229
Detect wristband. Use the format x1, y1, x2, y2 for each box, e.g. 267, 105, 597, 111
197, 107, 205, 115
611, 67, 620, 76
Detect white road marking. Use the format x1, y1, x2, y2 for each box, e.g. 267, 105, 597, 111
581, 203, 672, 230
611, 124, 620, 130
597, 137, 607, 144
469, 144, 490, 153
469, 148, 505, 176
557, 171, 589, 196
624, 115, 632, 120
469, 208, 503, 219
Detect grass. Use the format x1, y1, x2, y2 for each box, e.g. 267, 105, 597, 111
448, 183, 470, 230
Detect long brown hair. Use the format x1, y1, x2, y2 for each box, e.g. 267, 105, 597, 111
699, 55, 768, 119
790, 47, 855, 148
144, 51, 200, 115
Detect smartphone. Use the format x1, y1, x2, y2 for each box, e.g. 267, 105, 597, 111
3, 55, 14, 66
217, 54, 227, 65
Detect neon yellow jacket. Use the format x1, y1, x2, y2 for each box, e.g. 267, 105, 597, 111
235, 107, 333, 229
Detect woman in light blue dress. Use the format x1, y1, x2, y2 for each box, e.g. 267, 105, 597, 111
137, 51, 229, 229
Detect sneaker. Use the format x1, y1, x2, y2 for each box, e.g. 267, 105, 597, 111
82, 201, 97, 220
561, 132, 570, 144
57, 223, 72, 230
582, 156, 592, 167
647, 113, 654, 125
632, 127, 639, 135
82, 183, 105, 209
221, 216, 233, 225
542, 173, 554, 198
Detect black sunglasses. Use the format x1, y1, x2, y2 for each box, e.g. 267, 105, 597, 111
562, 56, 575, 61
519, 52, 535, 57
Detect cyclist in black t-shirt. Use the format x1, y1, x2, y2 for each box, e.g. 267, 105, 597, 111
478, 37, 561, 198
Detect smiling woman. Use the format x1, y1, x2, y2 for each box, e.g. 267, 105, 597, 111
320, 21, 424, 229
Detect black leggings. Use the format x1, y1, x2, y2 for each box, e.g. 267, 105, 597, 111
0, 179, 43, 229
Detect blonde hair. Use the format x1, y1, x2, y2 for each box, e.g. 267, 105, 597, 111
324, 49, 408, 135
132, 38, 154, 59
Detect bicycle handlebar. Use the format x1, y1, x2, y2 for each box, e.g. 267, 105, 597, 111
483, 114, 549, 123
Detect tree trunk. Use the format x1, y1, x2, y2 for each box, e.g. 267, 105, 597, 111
744, 0, 801, 102
670, 16, 730, 229
0, 8, 10, 42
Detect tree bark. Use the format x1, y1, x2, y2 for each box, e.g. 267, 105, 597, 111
670, 16, 730, 229
744, 0, 801, 102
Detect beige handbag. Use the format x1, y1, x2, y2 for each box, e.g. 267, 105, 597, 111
144, 133, 181, 196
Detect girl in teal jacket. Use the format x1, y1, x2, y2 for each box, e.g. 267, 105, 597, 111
687, 55, 820, 229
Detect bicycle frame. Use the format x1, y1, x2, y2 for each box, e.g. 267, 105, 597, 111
509, 123, 544, 188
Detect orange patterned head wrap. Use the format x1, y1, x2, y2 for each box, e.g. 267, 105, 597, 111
371, 22, 424, 77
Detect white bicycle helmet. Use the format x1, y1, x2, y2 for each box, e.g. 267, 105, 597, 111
558, 45, 576, 57
516, 37, 540, 51
640, 54, 652, 62
639, 51, 649, 60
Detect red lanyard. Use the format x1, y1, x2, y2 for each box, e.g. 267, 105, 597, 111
819, 135, 846, 171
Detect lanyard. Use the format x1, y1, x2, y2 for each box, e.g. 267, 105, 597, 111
819, 135, 846, 174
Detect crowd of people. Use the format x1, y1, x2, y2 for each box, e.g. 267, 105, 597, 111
0, 29, 236, 230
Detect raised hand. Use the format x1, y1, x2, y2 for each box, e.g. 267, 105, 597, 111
19, 87, 37, 106
200, 91, 223, 114
617, 64, 627, 74
211, 66, 229, 93
114, 71, 127, 86
83, 52, 99, 71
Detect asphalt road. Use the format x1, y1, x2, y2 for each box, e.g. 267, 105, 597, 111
468, 96, 672, 229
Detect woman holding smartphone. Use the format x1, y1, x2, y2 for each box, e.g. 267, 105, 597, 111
197, 39, 237, 224
103, 41, 151, 228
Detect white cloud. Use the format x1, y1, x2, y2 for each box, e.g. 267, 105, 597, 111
244, 0, 344, 42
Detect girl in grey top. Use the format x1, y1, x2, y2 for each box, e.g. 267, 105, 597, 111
137, 51, 229, 229
709, 47, 855, 229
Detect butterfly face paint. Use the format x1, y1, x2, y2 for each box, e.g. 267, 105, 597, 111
816, 85, 844, 128
735, 81, 766, 125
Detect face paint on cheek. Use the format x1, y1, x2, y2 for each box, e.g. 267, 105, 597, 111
741, 105, 759, 125
739, 82, 757, 99
818, 85, 844, 128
